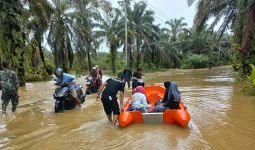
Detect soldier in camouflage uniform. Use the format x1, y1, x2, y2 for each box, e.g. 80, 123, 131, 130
0, 61, 19, 114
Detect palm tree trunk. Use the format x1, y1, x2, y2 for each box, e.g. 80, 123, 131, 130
136, 39, 141, 69
110, 44, 116, 73
87, 45, 92, 71
31, 48, 38, 67
17, 51, 26, 86
127, 38, 133, 68
38, 37, 46, 65
10, 38, 26, 86
128, 46, 132, 68
78, 44, 87, 70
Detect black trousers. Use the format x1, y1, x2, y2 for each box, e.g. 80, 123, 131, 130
101, 94, 120, 115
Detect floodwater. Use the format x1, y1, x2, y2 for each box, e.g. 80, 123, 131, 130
0, 66, 255, 150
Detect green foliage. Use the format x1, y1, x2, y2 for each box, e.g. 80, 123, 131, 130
0, 1, 27, 86
0, 0, 245, 87
93, 52, 125, 73
247, 64, 255, 86
232, 63, 242, 71
237, 64, 255, 96
25, 65, 52, 82
181, 54, 209, 69
143, 63, 159, 72
241, 78, 255, 96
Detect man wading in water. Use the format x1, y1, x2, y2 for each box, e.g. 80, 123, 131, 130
0, 61, 19, 114
96, 77, 124, 126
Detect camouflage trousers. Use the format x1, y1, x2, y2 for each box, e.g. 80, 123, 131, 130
1, 91, 19, 114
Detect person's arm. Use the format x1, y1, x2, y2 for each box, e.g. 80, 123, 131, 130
96, 81, 107, 101
141, 94, 149, 106
119, 91, 124, 111
55, 77, 62, 86
138, 72, 142, 79
67, 74, 75, 82
119, 82, 125, 111
0, 73, 2, 90
99, 70, 103, 78
13, 72, 19, 88
61, 73, 75, 83
129, 70, 132, 80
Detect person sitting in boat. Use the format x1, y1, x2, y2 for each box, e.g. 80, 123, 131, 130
129, 86, 150, 113
154, 81, 180, 112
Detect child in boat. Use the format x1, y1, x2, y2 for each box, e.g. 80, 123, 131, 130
129, 86, 150, 113
154, 81, 180, 112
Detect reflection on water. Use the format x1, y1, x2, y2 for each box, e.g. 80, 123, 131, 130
0, 66, 255, 150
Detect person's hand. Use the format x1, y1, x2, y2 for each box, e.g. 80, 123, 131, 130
96, 94, 100, 101
121, 107, 124, 112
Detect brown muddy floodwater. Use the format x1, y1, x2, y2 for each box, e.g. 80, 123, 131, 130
0, 66, 255, 150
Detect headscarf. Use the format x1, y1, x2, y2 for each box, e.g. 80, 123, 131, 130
132, 85, 145, 95
162, 81, 180, 103
164, 81, 171, 89
162, 81, 171, 103
169, 82, 180, 102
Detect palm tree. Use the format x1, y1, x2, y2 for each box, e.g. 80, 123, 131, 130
165, 17, 188, 42
94, 8, 123, 73
128, 1, 156, 68
47, 0, 74, 72
145, 25, 161, 66
158, 28, 182, 68
0, 0, 27, 86
27, 0, 54, 69
71, 0, 104, 71
188, 0, 255, 63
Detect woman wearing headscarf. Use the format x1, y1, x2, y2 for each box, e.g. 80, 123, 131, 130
154, 81, 180, 112
129, 86, 150, 113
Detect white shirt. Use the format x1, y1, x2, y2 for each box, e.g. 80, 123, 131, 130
130, 92, 149, 108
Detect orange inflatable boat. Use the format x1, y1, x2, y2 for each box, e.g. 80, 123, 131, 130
118, 85, 190, 128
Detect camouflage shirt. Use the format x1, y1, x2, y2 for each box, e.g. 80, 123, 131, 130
0, 68, 18, 92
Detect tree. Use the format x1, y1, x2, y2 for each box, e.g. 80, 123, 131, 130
47, 0, 74, 72
188, 0, 255, 64
71, 0, 106, 71
128, 1, 156, 69
165, 17, 187, 42
157, 28, 182, 68
27, 0, 54, 69
0, 0, 27, 86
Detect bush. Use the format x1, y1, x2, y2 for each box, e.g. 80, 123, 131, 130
25, 66, 52, 82
143, 63, 159, 72
232, 63, 242, 71
241, 78, 255, 96
181, 54, 209, 69
248, 64, 255, 87
236, 64, 255, 96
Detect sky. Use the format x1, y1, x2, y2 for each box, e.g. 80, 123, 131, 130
97, 0, 196, 52
44, 0, 197, 52
140, 0, 195, 28
112, 0, 196, 28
